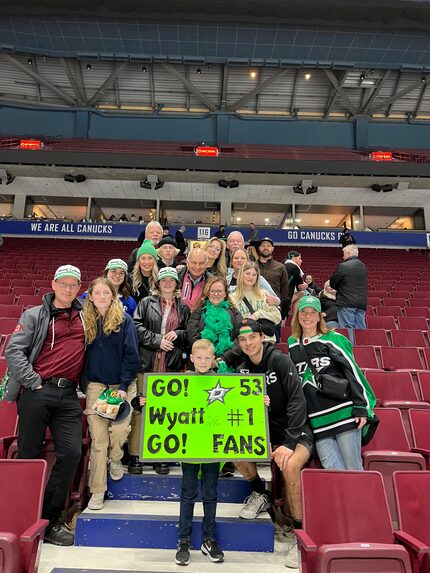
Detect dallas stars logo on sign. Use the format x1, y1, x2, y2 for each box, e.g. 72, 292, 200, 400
140, 374, 270, 462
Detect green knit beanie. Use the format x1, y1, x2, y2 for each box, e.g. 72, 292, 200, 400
137, 239, 158, 261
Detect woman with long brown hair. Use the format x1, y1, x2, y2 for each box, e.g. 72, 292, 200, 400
130, 240, 159, 304
82, 277, 139, 511
203, 237, 227, 277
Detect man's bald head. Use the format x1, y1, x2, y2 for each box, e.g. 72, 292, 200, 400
187, 247, 208, 280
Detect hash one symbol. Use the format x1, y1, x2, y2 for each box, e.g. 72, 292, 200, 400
227, 409, 244, 426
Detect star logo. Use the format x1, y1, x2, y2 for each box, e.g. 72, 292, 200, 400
205, 379, 233, 406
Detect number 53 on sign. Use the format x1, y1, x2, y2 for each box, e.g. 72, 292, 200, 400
140, 374, 270, 462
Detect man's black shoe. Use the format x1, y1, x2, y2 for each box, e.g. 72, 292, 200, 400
154, 463, 170, 475
44, 523, 74, 546
175, 539, 191, 565
201, 538, 224, 562
128, 455, 143, 474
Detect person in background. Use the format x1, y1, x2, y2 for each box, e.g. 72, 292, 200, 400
235, 319, 312, 569
339, 225, 357, 249
248, 222, 260, 248
329, 244, 368, 342
203, 237, 227, 278
247, 245, 259, 262
157, 237, 180, 269
284, 250, 308, 319
288, 296, 375, 473
127, 220, 163, 272
175, 339, 224, 566
130, 213, 137, 222
5, 265, 85, 546
175, 224, 187, 257
187, 276, 243, 371
304, 274, 321, 296
82, 277, 139, 511
118, 213, 128, 222
230, 261, 281, 343
257, 238, 290, 322
130, 240, 159, 305
138, 216, 145, 224
162, 225, 173, 238
179, 248, 211, 310
214, 225, 227, 241
226, 231, 245, 267
130, 267, 190, 475
319, 280, 339, 328
81, 259, 137, 317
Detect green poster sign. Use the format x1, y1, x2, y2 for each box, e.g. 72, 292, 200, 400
140, 373, 270, 462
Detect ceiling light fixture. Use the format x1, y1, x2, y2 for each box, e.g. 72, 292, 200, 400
304, 72, 311, 80
250, 70, 257, 79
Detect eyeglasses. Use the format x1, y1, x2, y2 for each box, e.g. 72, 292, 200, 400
55, 281, 79, 290
209, 290, 225, 295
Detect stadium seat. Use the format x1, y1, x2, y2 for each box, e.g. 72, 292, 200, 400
367, 297, 381, 307
36, 287, 52, 296
10, 279, 33, 288
397, 316, 428, 330
333, 328, 350, 339
384, 298, 406, 308
421, 348, 430, 370
408, 409, 430, 470
16, 296, 41, 309
0, 295, 15, 305
365, 370, 429, 409
380, 346, 424, 371
0, 306, 23, 319
0, 459, 48, 573
405, 306, 430, 319
362, 408, 426, 527
393, 471, 430, 573
0, 287, 10, 295
0, 280, 11, 287
296, 470, 412, 573
280, 326, 291, 342
11, 287, 36, 298
355, 329, 389, 347
375, 306, 403, 318
417, 371, 430, 402
276, 343, 288, 353
390, 329, 427, 348
353, 346, 379, 369
0, 319, 18, 336
409, 298, 430, 307
366, 315, 397, 330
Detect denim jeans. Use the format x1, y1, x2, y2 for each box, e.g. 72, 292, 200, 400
337, 307, 366, 343
178, 462, 220, 541
315, 428, 363, 470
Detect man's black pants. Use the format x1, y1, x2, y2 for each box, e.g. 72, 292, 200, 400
17, 385, 82, 524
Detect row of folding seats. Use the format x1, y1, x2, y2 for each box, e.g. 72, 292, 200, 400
368, 306, 430, 318
281, 324, 430, 342
354, 345, 430, 371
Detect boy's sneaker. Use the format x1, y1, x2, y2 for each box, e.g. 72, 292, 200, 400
201, 538, 224, 563
239, 491, 271, 519
44, 522, 74, 546
109, 460, 124, 480
175, 539, 191, 566
284, 541, 299, 569
87, 492, 105, 510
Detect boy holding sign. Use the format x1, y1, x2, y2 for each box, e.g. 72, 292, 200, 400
176, 339, 224, 566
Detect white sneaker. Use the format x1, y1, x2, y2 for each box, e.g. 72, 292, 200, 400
274, 523, 296, 552
109, 460, 124, 480
239, 491, 271, 519
88, 492, 105, 510
284, 541, 299, 569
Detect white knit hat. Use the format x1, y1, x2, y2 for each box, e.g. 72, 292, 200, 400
105, 258, 128, 272
157, 267, 179, 282
54, 265, 81, 282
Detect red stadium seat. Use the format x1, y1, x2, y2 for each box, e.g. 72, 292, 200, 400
16, 295, 41, 309
10, 279, 33, 288
391, 329, 427, 348
362, 408, 426, 526
353, 346, 379, 369
0, 459, 48, 573
397, 316, 428, 330
296, 470, 412, 573
375, 306, 403, 318
367, 297, 381, 307
0, 305, 23, 319
383, 297, 406, 307
365, 370, 429, 409
36, 287, 52, 296
393, 471, 430, 573
0, 295, 15, 305
404, 306, 430, 319
333, 328, 350, 339
280, 326, 291, 342
366, 315, 397, 330
421, 348, 430, 370
276, 343, 288, 353
0, 319, 18, 336
355, 329, 389, 347
11, 287, 36, 297
417, 371, 430, 401
409, 298, 430, 307
408, 409, 430, 470
0, 280, 11, 287
380, 346, 424, 371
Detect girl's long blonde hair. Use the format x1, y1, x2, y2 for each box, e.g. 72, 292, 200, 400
83, 277, 125, 344
131, 257, 158, 296
204, 237, 227, 278
235, 261, 263, 300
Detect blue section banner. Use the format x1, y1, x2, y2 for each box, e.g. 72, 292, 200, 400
0, 220, 427, 248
